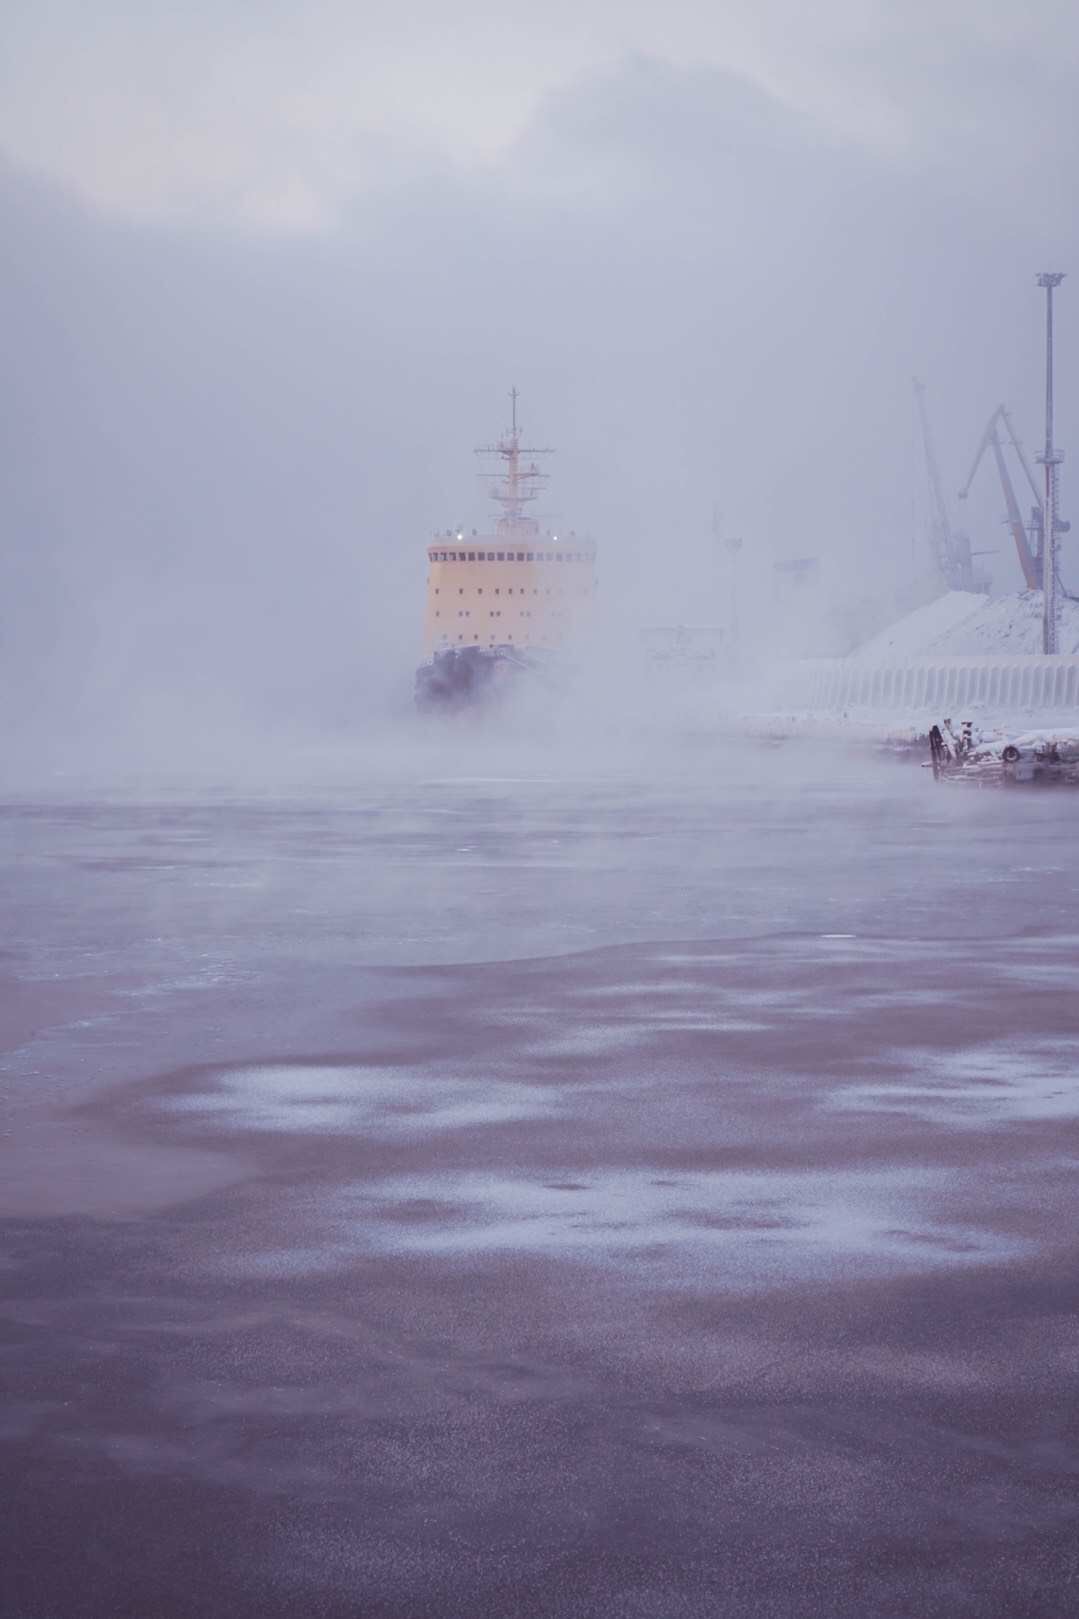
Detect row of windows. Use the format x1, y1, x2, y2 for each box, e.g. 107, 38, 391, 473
441, 632, 518, 643
427, 550, 590, 564
434, 608, 540, 619
437, 632, 567, 644
429, 585, 592, 597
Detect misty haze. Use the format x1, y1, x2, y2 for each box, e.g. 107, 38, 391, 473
4, 5, 1079, 1617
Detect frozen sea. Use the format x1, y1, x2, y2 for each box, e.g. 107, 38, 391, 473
3, 736, 1079, 1617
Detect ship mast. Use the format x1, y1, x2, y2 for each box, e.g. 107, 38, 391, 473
475, 388, 552, 530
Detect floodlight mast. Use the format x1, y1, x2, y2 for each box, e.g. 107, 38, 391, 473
1037, 273, 1065, 654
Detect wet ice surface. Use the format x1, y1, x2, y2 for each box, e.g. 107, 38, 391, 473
4, 744, 1079, 1617
163, 1063, 558, 1134
832, 1039, 1079, 1125
284, 1163, 1018, 1274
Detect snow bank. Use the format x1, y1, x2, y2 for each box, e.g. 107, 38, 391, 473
853, 592, 990, 662
852, 590, 1079, 662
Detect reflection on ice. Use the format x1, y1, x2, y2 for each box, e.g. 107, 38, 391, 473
831, 1039, 1079, 1126
227, 1164, 1026, 1283
165, 1063, 556, 1135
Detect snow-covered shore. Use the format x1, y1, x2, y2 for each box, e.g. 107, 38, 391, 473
853, 589, 1079, 661
741, 590, 1079, 747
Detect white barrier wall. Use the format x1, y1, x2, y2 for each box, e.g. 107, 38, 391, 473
779, 656, 1079, 714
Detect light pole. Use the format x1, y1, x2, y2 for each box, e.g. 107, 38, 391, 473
712, 505, 743, 655
1036, 273, 1065, 654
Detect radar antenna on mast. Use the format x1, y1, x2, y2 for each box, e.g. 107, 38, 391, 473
475, 388, 553, 528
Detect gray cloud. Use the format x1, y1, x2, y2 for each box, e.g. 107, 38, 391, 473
2, 3, 1076, 225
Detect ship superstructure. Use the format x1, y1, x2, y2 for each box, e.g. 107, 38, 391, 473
416, 393, 596, 708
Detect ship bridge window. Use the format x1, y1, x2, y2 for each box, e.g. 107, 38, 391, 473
526, 552, 534, 561
497, 551, 505, 561
516, 552, 524, 561
467, 551, 476, 561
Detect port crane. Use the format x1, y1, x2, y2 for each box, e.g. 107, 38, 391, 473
913, 380, 979, 591
957, 405, 1044, 590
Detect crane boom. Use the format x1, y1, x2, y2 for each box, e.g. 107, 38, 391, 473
914, 379, 975, 591
957, 406, 1041, 589
998, 406, 1042, 506
989, 424, 1040, 589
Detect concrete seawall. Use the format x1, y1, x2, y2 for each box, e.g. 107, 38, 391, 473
776, 655, 1079, 715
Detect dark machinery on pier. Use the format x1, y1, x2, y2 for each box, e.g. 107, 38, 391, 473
928, 719, 1079, 786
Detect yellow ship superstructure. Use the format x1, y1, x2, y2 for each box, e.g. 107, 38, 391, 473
421, 393, 597, 662
423, 531, 596, 657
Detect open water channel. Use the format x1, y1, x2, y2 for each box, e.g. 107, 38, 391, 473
3, 738, 1078, 1616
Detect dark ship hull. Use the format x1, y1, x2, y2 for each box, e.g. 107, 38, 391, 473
414, 645, 549, 714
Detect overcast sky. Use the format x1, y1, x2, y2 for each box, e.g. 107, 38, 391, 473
3, 3, 1076, 228
3, 2, 1078, 765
